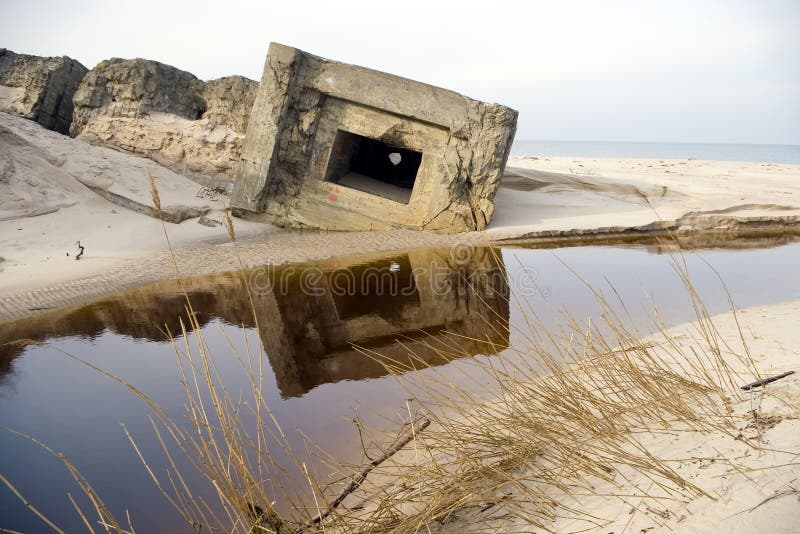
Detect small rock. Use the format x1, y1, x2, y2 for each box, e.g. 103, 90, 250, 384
160, 205, 209, 224
198, 215, 222, 227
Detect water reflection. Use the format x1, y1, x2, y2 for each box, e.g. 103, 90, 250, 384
0, 247, 510, 396
3, 240, 800, 532
3, 233, 799, 389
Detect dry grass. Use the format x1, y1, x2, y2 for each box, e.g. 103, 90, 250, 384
323, 249, 760, 533
1, 180, 773, 533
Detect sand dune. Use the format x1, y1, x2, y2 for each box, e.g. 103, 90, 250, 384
0, 111, 270, 298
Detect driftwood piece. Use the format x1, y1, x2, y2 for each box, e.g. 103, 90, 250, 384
741, 370, 795, 391
296, 415, 431, 533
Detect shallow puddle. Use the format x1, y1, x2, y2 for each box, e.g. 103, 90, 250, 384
1, 239, 799, 532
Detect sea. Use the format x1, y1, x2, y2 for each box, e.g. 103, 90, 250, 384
510, 140, 800, 164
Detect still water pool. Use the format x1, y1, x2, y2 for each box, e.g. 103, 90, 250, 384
1, 239, 799, 532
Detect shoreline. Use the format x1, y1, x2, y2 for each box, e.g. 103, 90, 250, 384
2, 109, 799, 531
1, 224, 800, 325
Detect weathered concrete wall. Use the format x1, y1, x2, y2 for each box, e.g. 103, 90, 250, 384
70, 58, 257, 183
232, 43, 517, 233
0, 49, 88, 134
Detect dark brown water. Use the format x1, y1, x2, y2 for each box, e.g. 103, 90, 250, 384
1, 240, 799, 532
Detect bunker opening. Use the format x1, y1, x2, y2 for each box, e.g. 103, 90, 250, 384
327, 254, 420, 321
326, 130, 422, 204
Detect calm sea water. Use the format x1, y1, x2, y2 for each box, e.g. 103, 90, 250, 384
511, 140, 800, 164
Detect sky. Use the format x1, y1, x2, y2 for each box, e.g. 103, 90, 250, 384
1, 0, 798, 144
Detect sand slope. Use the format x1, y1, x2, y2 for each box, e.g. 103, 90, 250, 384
491, 156, 800, 239
543, 299, 800, 533
0, 111, 271, 296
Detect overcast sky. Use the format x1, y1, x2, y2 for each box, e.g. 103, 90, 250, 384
2, 0, 798, 144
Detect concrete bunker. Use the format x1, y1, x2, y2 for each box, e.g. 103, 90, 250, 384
231, 43, 518, 232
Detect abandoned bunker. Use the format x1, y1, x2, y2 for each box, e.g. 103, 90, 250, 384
231, 43, 518, 233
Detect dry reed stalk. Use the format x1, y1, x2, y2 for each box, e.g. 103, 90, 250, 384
0, 473, 66, 534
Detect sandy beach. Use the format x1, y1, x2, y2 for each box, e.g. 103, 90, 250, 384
541, 298, 800, 534
1, 111, 799, 322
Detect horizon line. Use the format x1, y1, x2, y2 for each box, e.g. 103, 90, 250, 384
513, 139, 800, 147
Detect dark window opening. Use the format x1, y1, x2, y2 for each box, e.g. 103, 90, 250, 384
327, 255, 420, 321
325, 130, 422, 204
